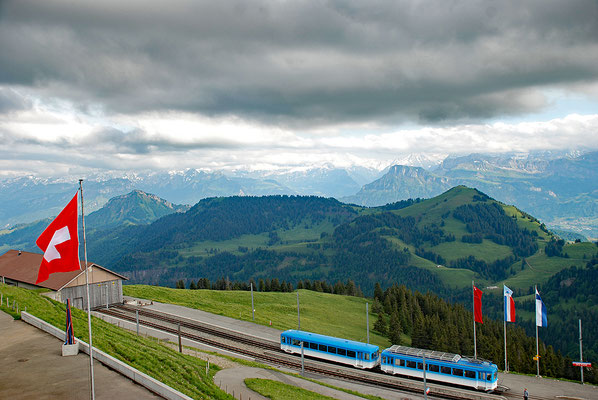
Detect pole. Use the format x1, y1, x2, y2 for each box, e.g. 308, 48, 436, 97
504, 319, 508, 372
534, 285, 540, 378
297, 291, 300, 330
301, 341, 305, 376
105, 284, 109, 310
423, 351, 428, 400
136, 310, 139, 336
79, 179, 95, 400
472, 280, 477, 359
251, 282, 255, 321
366, 302, 370, 344
579, 319, 584, 384
178, 323, 182, 353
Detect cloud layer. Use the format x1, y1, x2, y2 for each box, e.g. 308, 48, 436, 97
2, 0, 598, 125
1, 1, 598, 176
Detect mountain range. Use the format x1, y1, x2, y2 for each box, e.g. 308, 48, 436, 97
0, 150, 596, 237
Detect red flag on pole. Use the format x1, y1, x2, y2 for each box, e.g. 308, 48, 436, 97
473, 285, 483, 323
35, 193, 80, 283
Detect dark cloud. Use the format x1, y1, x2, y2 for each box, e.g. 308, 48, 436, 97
1, 0, 597, 126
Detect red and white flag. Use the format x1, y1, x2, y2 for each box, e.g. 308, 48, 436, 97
35, 193, 80, 283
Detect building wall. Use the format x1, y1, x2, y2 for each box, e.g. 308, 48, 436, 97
2, 277, 39, 290
59, 279, 123, 310
65, 266, 122, 288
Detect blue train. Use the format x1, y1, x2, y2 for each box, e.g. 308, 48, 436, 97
280, 329, 380, 368
280, 330, 498, 391
381, 345, 498, 391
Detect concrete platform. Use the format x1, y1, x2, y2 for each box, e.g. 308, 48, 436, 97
498, 371, 597, 400
0, 311, 162, 400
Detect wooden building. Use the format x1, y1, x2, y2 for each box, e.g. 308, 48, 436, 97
0, 249, 127, 309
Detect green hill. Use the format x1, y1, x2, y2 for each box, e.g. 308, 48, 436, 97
85, 186, 591, 297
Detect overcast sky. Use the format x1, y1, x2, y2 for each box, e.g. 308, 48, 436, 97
1, 0, 598, 177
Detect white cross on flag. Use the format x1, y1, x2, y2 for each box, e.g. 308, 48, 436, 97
35, 193, 81, 283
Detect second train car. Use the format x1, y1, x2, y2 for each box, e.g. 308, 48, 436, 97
381, 345, 498, 391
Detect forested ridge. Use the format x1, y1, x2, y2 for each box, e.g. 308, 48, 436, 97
79, 187, 597, 374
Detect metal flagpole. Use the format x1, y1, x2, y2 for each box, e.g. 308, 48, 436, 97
79, 179, 95, 400
472, 280, 477, 359
534, 285, 541, 378
504, 319, 508, 372
504, 287, 508, 372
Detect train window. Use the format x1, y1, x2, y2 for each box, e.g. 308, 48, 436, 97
428, 364, 439, 373
309, 342, 317, 350
292, 339, 301, 346
329, 346, 337, 354
487, 373, 492, 381
452, 368, 463, 376
406, 360, 416, 369
365, 353, 370, 360
338, 348, 346, 356
394, 358, 400, 366
382, 356, 387, 364
480, 372, 486, 380
347, 350, 356, 358
464, 370, 476, 379
417, 363, 423, 370
441, 366, 451, 374
318, 344, 327, 352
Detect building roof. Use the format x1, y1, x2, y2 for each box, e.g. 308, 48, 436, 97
0, 250, 127, 291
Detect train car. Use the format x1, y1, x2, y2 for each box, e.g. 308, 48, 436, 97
381, 345, 498, 391
280, 329, 380, 369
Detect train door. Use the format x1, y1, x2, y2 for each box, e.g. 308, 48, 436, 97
356, 352, 364, 368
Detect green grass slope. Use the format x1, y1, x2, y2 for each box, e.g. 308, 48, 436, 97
124, 285, 391, 349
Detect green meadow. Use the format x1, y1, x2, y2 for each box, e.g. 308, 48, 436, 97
123, 285, 391, 349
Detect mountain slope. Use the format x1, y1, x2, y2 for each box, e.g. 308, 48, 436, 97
342, 165, 451, 206
0, 190, 188, 254
85, 190, 189, 230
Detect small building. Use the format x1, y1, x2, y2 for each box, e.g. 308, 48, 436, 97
0, 249, 127, 310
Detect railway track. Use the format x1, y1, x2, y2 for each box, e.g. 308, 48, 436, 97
96, 304, 508, 400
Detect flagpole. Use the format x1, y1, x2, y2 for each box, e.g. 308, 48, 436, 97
504, 286, 508, 372
534, 285, 540, 378
80, 179, 95, 400
472, 280, 477, 359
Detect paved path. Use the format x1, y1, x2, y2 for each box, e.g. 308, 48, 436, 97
498, 371, 597, 400
0, 311, 162, 400
214, 366, 425, 400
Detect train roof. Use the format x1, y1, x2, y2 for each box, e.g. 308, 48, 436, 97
383, 345, 461, 363
382, 345, 497, 369
282, 330, 379, 353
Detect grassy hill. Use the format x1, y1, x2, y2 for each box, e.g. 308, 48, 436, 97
124, 285, 392, 348
83, 186, 596, 297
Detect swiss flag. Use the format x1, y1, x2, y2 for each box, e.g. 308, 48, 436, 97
35, 193, 81, 283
